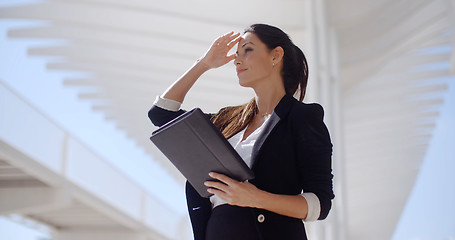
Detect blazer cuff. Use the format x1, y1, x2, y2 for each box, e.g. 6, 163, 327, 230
302, 192, 321, 222
153, 96, 182, 111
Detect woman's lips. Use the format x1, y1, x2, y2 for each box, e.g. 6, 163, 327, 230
236, 68, 247, 75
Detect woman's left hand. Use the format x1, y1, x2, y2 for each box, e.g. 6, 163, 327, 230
204, 172, 262, 208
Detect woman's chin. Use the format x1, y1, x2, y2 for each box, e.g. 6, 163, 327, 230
238, 78, 253, 88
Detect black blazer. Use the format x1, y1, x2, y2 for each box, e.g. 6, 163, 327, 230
148, 94, 334, 240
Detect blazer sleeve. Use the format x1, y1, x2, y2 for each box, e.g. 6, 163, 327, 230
295, 103, 335, 220
148, 104, 186, 127
148, 104, 215, 127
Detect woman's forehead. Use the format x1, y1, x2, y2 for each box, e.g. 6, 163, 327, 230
238, 32, 258, 48
240, 32, 255, 43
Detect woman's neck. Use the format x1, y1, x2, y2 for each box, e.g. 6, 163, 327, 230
253, 77, 286, 116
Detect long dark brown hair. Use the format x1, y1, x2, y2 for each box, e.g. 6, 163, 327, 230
212, 24, 309, 138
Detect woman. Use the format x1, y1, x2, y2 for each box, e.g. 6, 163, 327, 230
148, 24, 334, 240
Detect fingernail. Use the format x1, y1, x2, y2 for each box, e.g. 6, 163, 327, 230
209, 172, 214, 177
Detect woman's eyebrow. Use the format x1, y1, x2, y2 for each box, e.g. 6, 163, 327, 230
241, 41, 255, 47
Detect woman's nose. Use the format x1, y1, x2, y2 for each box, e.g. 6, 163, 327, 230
234, 57, 241, 65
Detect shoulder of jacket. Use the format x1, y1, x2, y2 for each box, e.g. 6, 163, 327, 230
290, 102, 324, 121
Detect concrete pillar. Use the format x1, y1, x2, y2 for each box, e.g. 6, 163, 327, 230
300, 0, 347, 239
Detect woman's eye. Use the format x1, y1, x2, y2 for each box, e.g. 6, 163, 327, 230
245, 48, 253, 53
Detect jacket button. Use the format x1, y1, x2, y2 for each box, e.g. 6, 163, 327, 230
257, 214, 265, 223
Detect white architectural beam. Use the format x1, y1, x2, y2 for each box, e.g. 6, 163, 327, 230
63, 77, 246, 102
7, 25, 207, 58
0, 188, 72, 215
27, 45, 194, 72
451, 35, 455, 74
0, 81, 189, 239
0, 2, 233, 42
340, 0, 447, 61
47, 59, 239, 91
55, 0, 306, 28
53, 229, 148, 240
46, 60, 183, 81
342, 20, 451, 87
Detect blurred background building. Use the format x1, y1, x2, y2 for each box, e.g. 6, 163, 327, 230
1, 0, 454, 239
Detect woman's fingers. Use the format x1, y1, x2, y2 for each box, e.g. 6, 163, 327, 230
218, 32, 240, 46
204, 172, 237, 192
227, 35, 241, 48
204, 180, 229, 192
214, 31, 233, 44
226, 32, 241, 42
226, 53, 236, 62
221, 31, 236, 40
200, 32, 241, 69
205, 172, 259, 208
209, 172, 237, 185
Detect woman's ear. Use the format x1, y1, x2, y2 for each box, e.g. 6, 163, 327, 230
272, 46, 284, 64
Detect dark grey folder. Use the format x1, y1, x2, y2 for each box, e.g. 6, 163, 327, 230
150, 108, 255, 198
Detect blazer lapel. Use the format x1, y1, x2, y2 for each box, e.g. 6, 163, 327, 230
250, 94, 296, 169
250, 112, 280, 168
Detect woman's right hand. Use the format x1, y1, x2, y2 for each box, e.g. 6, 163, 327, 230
199, 31, 241, 69
159, 32, 241, 103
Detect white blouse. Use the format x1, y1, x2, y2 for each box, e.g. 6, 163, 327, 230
153, 96, 321, 222
210, 114, 272, 208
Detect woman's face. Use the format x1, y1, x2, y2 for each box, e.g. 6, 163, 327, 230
234, 32, 275, 88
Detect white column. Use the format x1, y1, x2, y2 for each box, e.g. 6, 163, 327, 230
301, 0, 318, 104
300, 0, 347, 239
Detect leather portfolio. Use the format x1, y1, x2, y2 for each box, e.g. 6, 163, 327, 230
150, 108, 254, 198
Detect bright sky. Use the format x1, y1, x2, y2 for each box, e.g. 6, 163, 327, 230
0, 1, 454, 239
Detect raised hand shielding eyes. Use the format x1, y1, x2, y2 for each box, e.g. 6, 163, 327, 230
199, 31, 241, 69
